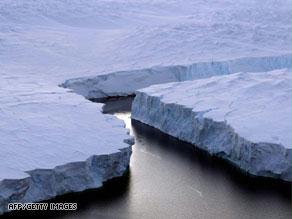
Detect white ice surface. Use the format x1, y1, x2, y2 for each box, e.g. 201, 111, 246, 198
0, 81, 132, 214
0, 0, 291, 211
0, 85, 131, 180
132, 69, 291, 181
0, 0, 290, 85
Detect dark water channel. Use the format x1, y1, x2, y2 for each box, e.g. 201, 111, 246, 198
4, 97, 291, 219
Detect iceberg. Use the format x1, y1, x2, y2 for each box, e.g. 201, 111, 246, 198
132, 69, 291, 181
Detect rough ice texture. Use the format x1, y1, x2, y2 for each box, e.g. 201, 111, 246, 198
0, 85, 133, 214
0, 0, 291, 214
62, 54, 291, 99
132, 69, 291, 182
1, 0, 290, 87
0, 150, 131, 215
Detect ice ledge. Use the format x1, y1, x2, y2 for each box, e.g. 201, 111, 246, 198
0, 88, 134, 215
0, 147, 131, 215
62, 54, 291, 100
131, 69, 291, 182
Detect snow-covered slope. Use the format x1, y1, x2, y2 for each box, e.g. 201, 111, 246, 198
132, 69, 291, 181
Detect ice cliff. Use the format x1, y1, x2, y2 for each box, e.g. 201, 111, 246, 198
62, 54, 291, 100
0, 0, 291, 214
132, 69, 291, 181
0, 87, 133, 215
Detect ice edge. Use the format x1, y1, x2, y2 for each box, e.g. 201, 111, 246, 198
0, 146, 132, 215
131, 83, 291, 182
62, 54, 291, 99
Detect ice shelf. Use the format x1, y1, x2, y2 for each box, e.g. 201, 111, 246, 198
0, 86, 133, 215
0, 0, 291, 214
132, 69, 291, 181
63, 55, 291, 100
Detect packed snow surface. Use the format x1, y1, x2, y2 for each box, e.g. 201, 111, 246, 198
0, 0, 291, 213
132, 69, 291, 181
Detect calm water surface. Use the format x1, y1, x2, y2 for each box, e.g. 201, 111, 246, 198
5, 98, 291, 219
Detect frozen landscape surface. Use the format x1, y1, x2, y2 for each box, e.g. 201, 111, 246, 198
132, 69, 291, 181
0, 0, 291, 214
0, 82, 132, 214
0, 0, 290, 87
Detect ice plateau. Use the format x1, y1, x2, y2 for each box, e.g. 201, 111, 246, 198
132, 69, 291, 181
0, 0, 291, 214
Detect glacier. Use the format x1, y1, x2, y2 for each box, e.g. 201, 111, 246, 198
132, 69, 291, 181
0, 0, 291, 214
